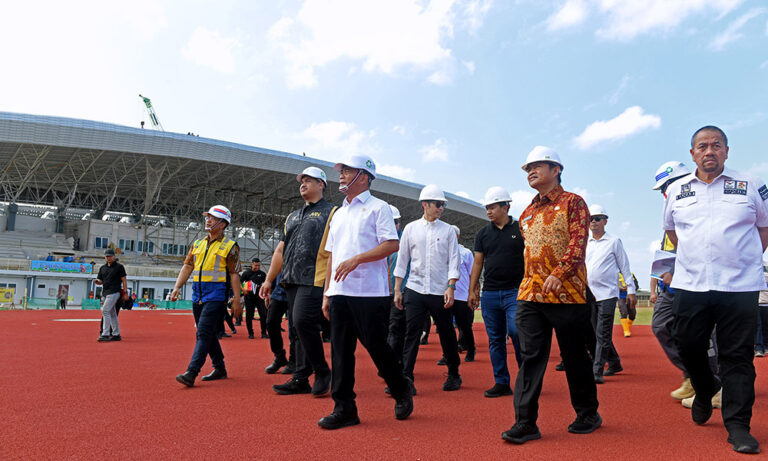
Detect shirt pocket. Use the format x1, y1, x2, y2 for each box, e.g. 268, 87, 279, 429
672, 195, 698, 228
718, 193, 754, 223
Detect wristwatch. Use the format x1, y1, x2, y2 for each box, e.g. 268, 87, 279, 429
447, 284, 456, 289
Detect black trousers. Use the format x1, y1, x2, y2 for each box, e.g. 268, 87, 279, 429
329, 295, 408, 416
245, 296, 267, 336
387, 296, 406, 364
267, 297, 292, 358
453, 300, 475, 352
672, 289, 758, 432
591, 297, 621, 376
514, 300, 599, 426
402, 288, 460, 379
286, 285, 329, 381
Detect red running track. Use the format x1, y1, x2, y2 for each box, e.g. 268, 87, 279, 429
1, 309, 766, 460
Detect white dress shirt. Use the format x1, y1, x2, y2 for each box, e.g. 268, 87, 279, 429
663, 167, 768, 292
454, 244, 474, 302
394, 217, 460, 296
585, 231, 635, 301
324, 190, 398, 297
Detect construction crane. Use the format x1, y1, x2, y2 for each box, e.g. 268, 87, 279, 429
139, 94, 164, 131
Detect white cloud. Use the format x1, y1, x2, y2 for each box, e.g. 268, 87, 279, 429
508, 190, 536, 219
455, 191, 471, 199
618, 220, 631, 234
547, 0, 589, 31
709, 8, 767, 51
648, 239, 661, 254
595, 0, 743, 41
761, 60, 768, 69
420, 138, 450, 162
462, 60, 476, 74
392, 125, 407, 135
572, 186, 590, 203
573, 106, 661, 150
268, 0, 490, 88
182, 27, 241, 74
302, 121, 376, 162
378, 164, 417, 181
608, 74, 630, 104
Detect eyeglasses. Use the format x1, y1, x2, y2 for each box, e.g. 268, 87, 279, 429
590, 216, 604, 222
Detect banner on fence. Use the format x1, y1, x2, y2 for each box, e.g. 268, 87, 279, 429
30, 261, 93, 274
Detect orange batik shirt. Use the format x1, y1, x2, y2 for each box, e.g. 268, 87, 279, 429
517, 185, 589, 304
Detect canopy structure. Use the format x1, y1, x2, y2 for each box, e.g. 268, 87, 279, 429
0, 112, 488, 250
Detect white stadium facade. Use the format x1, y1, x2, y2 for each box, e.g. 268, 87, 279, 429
0, 112, 487, 308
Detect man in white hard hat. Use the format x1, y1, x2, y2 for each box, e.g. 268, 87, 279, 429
502, 146, 599, 444
663, 126, 768, 454
395, 184, 462, 392
585, 204, 635, 384
319, 154, 413, 429
260, 166, 336, 397
172, 205, 242, 387
468, 186, 524, 398
651, 161, 719, 404
387, 204, 410, 377
451, 224, 476, 362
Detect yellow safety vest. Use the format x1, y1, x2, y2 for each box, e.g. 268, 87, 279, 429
192, 237, 235, 283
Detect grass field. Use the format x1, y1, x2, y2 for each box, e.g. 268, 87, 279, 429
472, 307, 653, 325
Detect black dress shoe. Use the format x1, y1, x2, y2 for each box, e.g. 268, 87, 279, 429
201, 368, 227, 381
248, 333, 255, 339
175, 371, 196, 387
265, 355, 288, 374
443, 374, 462, 391
484, 383, 513, 398
728, 431, 760, 454
502, 423, 541, 444
464, 350, 475, 362
405, 377, 417, 396
568, 412, 602, 434
555, 361, 565, 371
436, 356, 447, 366
318, 412, 360, 430
394, 392, 413, 420
281, 363, 295, 375
594, 375, 604, 384
273, 378, 311, 395
604, 364, 623, 376
97, 335, 111, 342
261, 333, 269, 339
110, 335, 122, 341
312, 370, 331, 396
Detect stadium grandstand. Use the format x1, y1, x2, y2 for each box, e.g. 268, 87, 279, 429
0, 112, 487, 308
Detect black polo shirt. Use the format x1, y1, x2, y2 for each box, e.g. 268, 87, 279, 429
474, 218, 525, 291
281, 198, 336, 287
97, 262, 127, 296
240, 269, 266, 298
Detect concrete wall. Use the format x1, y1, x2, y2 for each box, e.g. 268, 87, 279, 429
13, 215, 56, 233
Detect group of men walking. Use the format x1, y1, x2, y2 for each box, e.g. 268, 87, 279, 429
154, 124, 766, 455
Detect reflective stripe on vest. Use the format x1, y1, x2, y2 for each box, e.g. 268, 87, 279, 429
191, 237, 235, 283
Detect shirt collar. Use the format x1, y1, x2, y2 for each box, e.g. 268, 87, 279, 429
303, 197, 326, 210
343, 189, 372, 207
420, 217, 440, 226
589, 231, 610, 242
686, 166, 737, 185
532, 184, 564, 205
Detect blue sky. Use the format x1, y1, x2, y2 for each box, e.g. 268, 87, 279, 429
2, 0, 768, 288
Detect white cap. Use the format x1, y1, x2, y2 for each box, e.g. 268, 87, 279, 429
389, 204, 401, 220
418, 184, 447, 202
521, 145, 564, 171
451, 224, 460, 237
588, 204, 608, 217
334, 154, 376, 179
482, 186, 513, 206
652, 161, 691, 190
296, 166, 327, 185
203, 205, 232, 223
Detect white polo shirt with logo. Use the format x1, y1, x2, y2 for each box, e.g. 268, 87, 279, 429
324, 190, 399, 297
662, 167, 768, 292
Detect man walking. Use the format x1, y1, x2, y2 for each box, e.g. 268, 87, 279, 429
172, 205, 242, 387
451, 224, 476, 362
663, 126, 768, 454
585, 204, 636, 384
468, 186, 524, 398
261, 166, 335, 397
319, 154, 413, 429
241, 258, 267, 339
395, 184, 462, 393
502, 146, 600, 444
95, 249, 128, 342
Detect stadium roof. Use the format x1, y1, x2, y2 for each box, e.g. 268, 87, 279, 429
0, 112, 487, 244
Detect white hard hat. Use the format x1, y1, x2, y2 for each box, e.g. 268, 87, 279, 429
418, 184, 447, 202
203, 205, 232, 224
296, 166, 327, 185
389, 204, 401, 220
588, 204, 608, 217
482, 186, 513, 206
451, 224, 460, 237
521, 145, 564, 171
334, 154, 376, 179
652, 161, 691, 190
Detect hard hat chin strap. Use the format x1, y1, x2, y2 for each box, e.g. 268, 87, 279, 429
338, 169, 362, 193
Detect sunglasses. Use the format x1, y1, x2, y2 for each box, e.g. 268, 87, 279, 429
590, 216, 605, 222
429, 201, 446, 209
